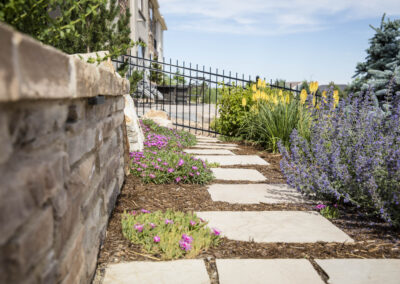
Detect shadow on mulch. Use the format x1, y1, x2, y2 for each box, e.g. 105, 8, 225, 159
96, 142, 400, 275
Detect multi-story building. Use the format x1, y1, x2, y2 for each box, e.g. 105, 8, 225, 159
120, 0, 167, 59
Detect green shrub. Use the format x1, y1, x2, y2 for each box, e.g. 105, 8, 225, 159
213, 84, 253, 136
121, 210, 221, 260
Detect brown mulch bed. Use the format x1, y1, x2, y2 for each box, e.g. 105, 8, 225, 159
96, 141, 400, 276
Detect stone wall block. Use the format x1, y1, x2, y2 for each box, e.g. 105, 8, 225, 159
103, 178, 119, 216
67, 128, 96, 166
3, 207, 53, 278
7, 101, 69, 151
58, 227, 84, 283
115, 95, 125, 111
82, 200, 106, 282
98, 116, 113, 142
0, 110, 13, 165
20, 153, 66, 207
54, 193, 81, 258
73, 56, 100, 98
98, 131, 119, 169
0, 171, 36, 246
17, 36, 71, 100
0, 23, 18, 101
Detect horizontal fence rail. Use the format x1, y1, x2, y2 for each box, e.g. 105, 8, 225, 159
113, 54, 301, 135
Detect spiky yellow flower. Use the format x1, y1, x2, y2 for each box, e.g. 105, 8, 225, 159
310, 81, 319, 93
333, 90, 339, 108
257, 79, 266, 88
300, 89, 307, 104
278, 90, 283, 97
250, 104, 259, 114
272, 96, 278, 105
322, 90, 327, 103
285, 94, 290, 104
252, 84, 257, 92
242, 97, 247, 107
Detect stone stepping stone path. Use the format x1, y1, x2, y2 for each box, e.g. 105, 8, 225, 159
184, 149, 235, 155
216, 259, 324, 284
315, 259, 400, 284
103, 260, 210, 284
211, 168, 267, 181
196, 211, 354, 243
196, 155, 269, 166
101, 134, 395, 283
207, 183, 308, 204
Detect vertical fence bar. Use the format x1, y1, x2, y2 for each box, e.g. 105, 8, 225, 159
202, 65, 205, 136
176, 59, 178, 130
141, 56, 145, 117
214, 68, 219, 137
208, 67, 212, 134
162, 57, 165, 112
149, 54, 152, 112
189, 62, 192, 132
182, 60, 186, 131
195, 64, 199, 135
169, 58, 172, 120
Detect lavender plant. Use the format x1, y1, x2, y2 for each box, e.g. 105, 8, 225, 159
279, 89, 400, 226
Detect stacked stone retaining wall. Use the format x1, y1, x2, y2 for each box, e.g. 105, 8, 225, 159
0, 23, 132, 284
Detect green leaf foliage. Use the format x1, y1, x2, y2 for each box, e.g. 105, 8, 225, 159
0, 0, 134, 59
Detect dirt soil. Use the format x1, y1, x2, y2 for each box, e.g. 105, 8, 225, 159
95, 140, 400, 280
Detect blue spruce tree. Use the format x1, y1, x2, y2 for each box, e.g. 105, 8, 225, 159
349, 14, 400, 100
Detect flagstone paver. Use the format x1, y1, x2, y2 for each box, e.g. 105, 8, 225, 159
196, 155, 269, 166
195, 211, 354, 243
216, 259, 324, 284
184, 149, 235, 155
315, 259, 400, 284
103, 260, 210, 284
196, 137, 220, 142
192, 145, 238, 150
207, 184, 308, 204
211, 168, 267, 181
196, 142, 238, 147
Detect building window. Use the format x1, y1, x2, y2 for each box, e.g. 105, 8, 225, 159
138, 39, 145, 58
149, 2, 153, 21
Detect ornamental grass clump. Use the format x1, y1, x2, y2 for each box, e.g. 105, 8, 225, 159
239, 79, 312, 152
121, 210, 221, 260
279, 88, 400, 227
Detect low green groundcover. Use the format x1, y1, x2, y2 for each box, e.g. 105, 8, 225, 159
121, 210, 221, 260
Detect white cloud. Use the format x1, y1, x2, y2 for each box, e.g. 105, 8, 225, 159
158, 0, 400, 35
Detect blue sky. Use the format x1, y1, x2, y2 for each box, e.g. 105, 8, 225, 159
158, 0, 400, 85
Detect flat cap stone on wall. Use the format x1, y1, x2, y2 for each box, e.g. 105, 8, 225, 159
0, 23, 129, 103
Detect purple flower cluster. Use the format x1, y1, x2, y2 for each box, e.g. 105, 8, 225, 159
179, 234, 193, 251
144, 133, 170, 149
315, 204, 326, 210
279, 89, 400, 226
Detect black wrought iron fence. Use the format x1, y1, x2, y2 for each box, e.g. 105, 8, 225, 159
112, 54, 301, 135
